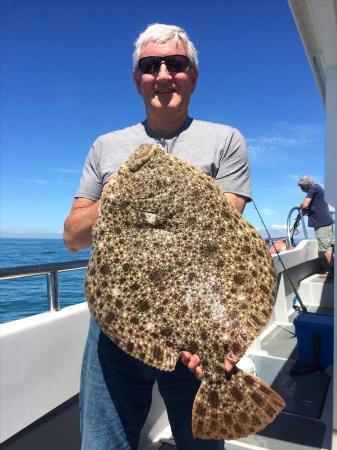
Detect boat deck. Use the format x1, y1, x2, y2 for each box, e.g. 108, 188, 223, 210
156, 311, 333, 450
226, 305, 333, 450
2, 274, 334, 450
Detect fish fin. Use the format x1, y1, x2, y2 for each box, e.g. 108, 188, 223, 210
114, 332, 179, 372
192, 370, 285, 440
129, 339, 178, 371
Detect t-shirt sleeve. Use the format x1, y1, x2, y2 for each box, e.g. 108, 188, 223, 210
215, 128, 252, 200
75, 139, 103, 201
306, 185, 316, 199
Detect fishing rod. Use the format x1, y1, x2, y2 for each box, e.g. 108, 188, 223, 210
252, 200, 307, 313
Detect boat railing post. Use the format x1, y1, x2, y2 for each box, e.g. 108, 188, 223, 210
299, 210, 308, 239
286, 209, 295, 248
47, 271, 60, 312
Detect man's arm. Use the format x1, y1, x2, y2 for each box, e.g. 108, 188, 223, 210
224, 192, 248, 213
300, 197, 312, 214
63, 198, 100, 252
64, 173, 118, 252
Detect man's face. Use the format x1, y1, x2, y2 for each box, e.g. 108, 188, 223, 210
133, 38, 198, 118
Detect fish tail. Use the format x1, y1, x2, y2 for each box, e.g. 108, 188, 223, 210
192, 370, 285, 440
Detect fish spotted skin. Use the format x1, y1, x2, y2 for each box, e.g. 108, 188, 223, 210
85, 144, 285, 440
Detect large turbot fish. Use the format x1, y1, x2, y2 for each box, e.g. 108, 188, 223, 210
86, 144, 285, 440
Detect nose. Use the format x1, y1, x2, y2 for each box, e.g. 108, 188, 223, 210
156, 62, 172, 81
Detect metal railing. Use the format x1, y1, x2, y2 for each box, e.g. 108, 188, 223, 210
263, 206, 310, 250
1, 205, 326, 313
0, 260, 88, 312
286, 206, 308, 248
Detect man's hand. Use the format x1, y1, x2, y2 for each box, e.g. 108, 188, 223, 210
181, 351, 237, 380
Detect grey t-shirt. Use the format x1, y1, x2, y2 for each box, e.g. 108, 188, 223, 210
76, 118, 252, 201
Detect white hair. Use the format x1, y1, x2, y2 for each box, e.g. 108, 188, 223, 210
298, 175, 314, 188
133, 23, 198, 69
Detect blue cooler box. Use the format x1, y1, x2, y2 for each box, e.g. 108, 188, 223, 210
293, 312, 333, 368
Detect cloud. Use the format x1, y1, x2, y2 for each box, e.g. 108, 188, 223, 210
255, 223, 287, 237
270, 224, 287, 232
247, 122, 324, 160
260, 208, 275, 217
56, 168, 81, 174
16, 178, 50, 185
15, 171, 80, 187
255, 224, 286, 236
51, 83, 79, 108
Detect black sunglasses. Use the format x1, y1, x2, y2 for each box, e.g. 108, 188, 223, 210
137, 54, 190, 74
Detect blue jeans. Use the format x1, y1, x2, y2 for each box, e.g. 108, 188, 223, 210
80, 319, 224, 450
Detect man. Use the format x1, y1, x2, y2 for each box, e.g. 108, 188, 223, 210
298, 175, 334, 278
64, 24, 252, 450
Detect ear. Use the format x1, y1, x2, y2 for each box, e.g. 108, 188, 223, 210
133, 69, 143, 96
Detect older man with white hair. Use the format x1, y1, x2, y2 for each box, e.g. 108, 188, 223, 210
298, 175, 334, 278
64, 23, 252, 450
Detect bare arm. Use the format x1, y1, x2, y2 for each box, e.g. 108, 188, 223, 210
63, 198, 100, 252
224, 192, 248, 213
300, 197, 312, 214
64, 173, 118, 252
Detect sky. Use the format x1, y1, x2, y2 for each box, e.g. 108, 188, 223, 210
0, 0, 327, 240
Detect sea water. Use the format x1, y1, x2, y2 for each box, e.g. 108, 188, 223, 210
0, 239, 90, 323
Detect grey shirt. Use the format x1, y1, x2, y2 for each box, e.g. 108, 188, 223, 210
76, 118, 252, 201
